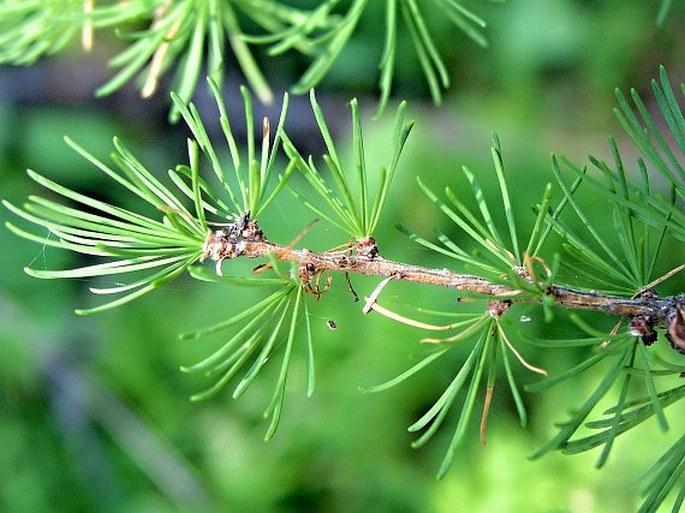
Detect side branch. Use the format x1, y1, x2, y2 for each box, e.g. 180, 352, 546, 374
202, 224, 684, 343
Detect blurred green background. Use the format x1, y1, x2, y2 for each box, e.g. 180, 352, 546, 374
1, 1, 685, 512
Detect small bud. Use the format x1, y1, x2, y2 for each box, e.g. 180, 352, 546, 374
356, 236, 380, 259
637, 288, 659, 300
666, 307, 685, 354
486, 300, 512, 318
629, 315, 657, 346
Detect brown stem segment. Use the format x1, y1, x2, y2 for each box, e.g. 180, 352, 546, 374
202, 222, 685, 338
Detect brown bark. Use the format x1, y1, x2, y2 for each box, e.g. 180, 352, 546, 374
202, 222, 684, 339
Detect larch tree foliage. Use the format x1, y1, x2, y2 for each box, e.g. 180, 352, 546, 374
1, 1, 683, 512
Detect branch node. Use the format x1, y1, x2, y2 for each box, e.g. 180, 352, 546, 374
202, 212, 267, 272
356, 236, 380, 260
486, 300, 512, 319
629, 315, 657, 346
